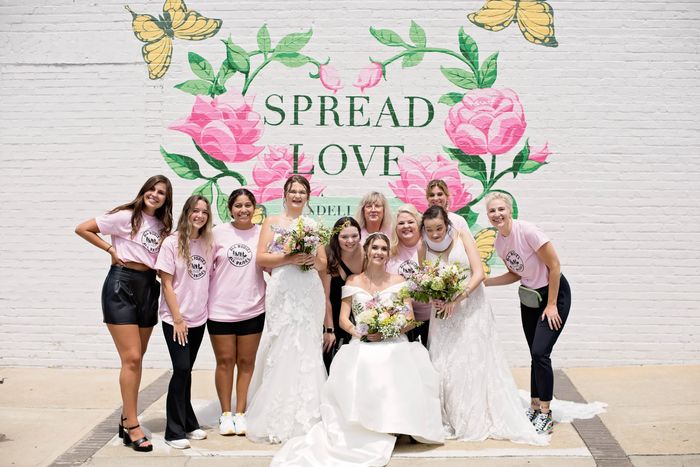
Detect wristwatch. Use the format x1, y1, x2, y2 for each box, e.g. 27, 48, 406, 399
323, 327, 334, 334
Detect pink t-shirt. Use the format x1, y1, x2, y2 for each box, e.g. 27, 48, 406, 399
494, 220, 550, 289
387, 243, 431, 321
96, 210, 164, 268
207, 223, 265, 322
155, 233, 211, 327
448, 211, 469, 234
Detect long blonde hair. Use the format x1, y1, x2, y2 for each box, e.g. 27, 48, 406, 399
175, 195, 213, 266
390, 204, 422, 257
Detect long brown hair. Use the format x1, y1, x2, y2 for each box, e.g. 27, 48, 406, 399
362, 232, 391, 271
109, 175, 173, 241
175, 195, 213, 266
326, 217, 361, 275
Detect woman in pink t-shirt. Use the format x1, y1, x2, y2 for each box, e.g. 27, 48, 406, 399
155, 195, 213, 450
354, 191, 393, 241
425, 179, 469, 234
75, 175, 173, 452
387, 204, 431, 346
207, 189, 266, 436
484, 192, 572, 436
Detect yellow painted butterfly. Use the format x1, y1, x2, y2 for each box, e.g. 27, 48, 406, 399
252, 205, 267, 225
125, 0, 222, 80
468, 0, 558, 47
473, 227, 497, 275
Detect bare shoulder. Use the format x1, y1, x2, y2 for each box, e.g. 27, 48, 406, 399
345, 273, 363, 286
388, 273, 405, 285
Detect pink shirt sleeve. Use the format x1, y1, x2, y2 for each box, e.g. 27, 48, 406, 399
96, 210, 132, 237
521, 221, 549, 253
155, 235, 177, 276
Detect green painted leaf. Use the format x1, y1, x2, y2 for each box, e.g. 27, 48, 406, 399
272, 52, 312, 68
458, 27, 479, 71
401, 51, 424, 68
490, 189, 518, 219
194, 141, 228, 172
369, 27, 408, 47
160, 147, 204, 180
443, 146, 487, 186
174, 79, 213, 96
188, 52, 214, 81
438, 92, 465, 105
479, 52, 499, 88
274, 29, 313, 54
216, 60, 236, 85
212, 84, 226, 95
409, 20, 426, 47
455, 205, 479, 227
511, 140, 530, 178
257, 24, 271, 54
215, 183, 231, 222
224, 39, 250, 73
193, 180, 213, 203
440, 67, 478, 90
518, 160, 546, 174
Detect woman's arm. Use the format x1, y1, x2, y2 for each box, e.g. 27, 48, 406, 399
314, 244, 328, 272
160, 272, 188, 346
321, 270, 336, 352
75, 218, 124, 266
339, 296, 359, 337
459, 231, 485, 297
417, 242, 426, 264
400, 296, 416, 334
484, 271, 520, 287
536, 241, 563, 330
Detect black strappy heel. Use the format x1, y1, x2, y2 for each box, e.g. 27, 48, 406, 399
118, 415, 126, 439
123, 424, 153, 452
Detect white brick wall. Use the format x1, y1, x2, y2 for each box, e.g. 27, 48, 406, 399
1, 0, 699, 368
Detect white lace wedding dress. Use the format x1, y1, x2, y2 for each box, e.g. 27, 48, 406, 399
427, 241, 550, 445
271, 282, 444, 466
245, 264, 327, 444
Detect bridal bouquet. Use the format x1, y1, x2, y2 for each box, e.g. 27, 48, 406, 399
352, 294, 421, 341
268, 215, 331, 271
401, 260, 468, 319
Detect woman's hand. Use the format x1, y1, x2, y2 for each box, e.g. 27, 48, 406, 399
108, 246, 125, 267
541, 304, 562, 331
365, 332, 383, 342
432, 299, 445, 311
287, 253, 315, 266
443, 301, 458, 319
173, 320, 188, 346
323, 332, 336, 352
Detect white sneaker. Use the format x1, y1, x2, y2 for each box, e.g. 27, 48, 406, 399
219, 412, 235, 436
165, 438, 191, 449
233, 413, 247, 436
186, 428, 207, 440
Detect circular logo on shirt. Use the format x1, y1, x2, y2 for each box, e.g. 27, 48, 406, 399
189, 255, 207, 280
397, 259, 418, 279
227, 243, 253, 267
141, 230, 161, 253
505, 250, 524, 273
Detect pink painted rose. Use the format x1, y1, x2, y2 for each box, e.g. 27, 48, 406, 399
247, 145, 325, 203
528, 142, 551, 163
319, 64, 343, 93
445, 88, 526, 156
353, 62, 383, 93
169, 93, 264, 163
388, 155, 473, 212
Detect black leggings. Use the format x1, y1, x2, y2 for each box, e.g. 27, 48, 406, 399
162, 321, 205, 440
520, 274, 571, 402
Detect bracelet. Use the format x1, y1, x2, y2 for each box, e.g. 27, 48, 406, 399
105, 245, 113, 253
323, 327, 334, 334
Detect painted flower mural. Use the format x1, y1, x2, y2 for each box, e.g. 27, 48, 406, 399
353, 62, 383, 93
389, 155, 472, 213
319, 63, 343, 93
247, 146, 325, 203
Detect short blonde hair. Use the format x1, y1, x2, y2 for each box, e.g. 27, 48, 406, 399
354, 191, 393, 233
390, 204, 422, 256
484, 191, 513, 211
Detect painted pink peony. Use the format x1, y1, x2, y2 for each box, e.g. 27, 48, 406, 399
353, 62, 383, 93
528, 142, 551, 163
445, 88, 526, 156
169, 93, 264, 163
319, 64, 343, 94
388, 155, 473, 212
247, 145, 325, 203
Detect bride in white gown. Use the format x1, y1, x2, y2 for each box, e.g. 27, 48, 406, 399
272, 233, 444, 466
419, 205, 549, 445
245, 176, 328, 444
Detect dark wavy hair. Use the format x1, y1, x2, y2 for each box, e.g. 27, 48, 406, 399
227, 188, 257, 212
326, 217, 361, 275
109, 174, 173, 241
420, 205, 452, 232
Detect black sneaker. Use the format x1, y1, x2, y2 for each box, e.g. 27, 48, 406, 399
526, 407, 540, 422
533, 411, 553, 434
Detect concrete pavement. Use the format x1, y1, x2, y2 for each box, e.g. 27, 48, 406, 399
0, 365, 698, 466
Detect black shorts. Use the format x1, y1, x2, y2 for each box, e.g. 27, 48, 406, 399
207, 313, 265, 336
101, 265, 159, 328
